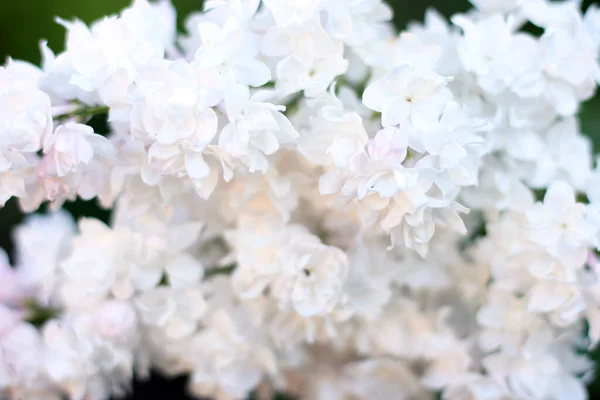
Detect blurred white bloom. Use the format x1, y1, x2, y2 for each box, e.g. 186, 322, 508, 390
40, 123, 116, 177
94, 299, 138, 341
60, 216, 202, 308
0, 61, 52, 206
187, 304, 277, 400
0, 250, 25, 307
468, 0, 524, 13
0, 308, 58, 398
42, 315, 136, 400
136, 285, 206, 339
13, 210, 75, 304
227, 219, 348, 317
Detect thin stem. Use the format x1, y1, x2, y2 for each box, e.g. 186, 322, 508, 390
283, 93, 303, 116
204, 264, 236, 278
54, 105, 110, 123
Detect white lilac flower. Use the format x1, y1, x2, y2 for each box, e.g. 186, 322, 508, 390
322, 0, 393, 47
189, 18, 271, 88
452, 13, 541, 97
275, 41, 349, 97
0, 61, 52, 206
42, 0, 176, 107
362, 64, 452, 129
297, 90, 368, 170
227, 218, 348, 317
219, 88, 298, 174
260, 0, 333, 68
130, 58, 223, 197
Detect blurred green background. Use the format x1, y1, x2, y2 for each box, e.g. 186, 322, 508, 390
1, 0, 600, 397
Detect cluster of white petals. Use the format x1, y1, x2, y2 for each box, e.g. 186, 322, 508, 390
2, 0, 600, 399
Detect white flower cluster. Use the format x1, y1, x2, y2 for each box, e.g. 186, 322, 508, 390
2, 0, 600, 398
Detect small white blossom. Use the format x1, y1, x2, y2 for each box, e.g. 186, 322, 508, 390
219, 89, 298, 174
362, 65, 452, 129
135, 285, 206, 339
